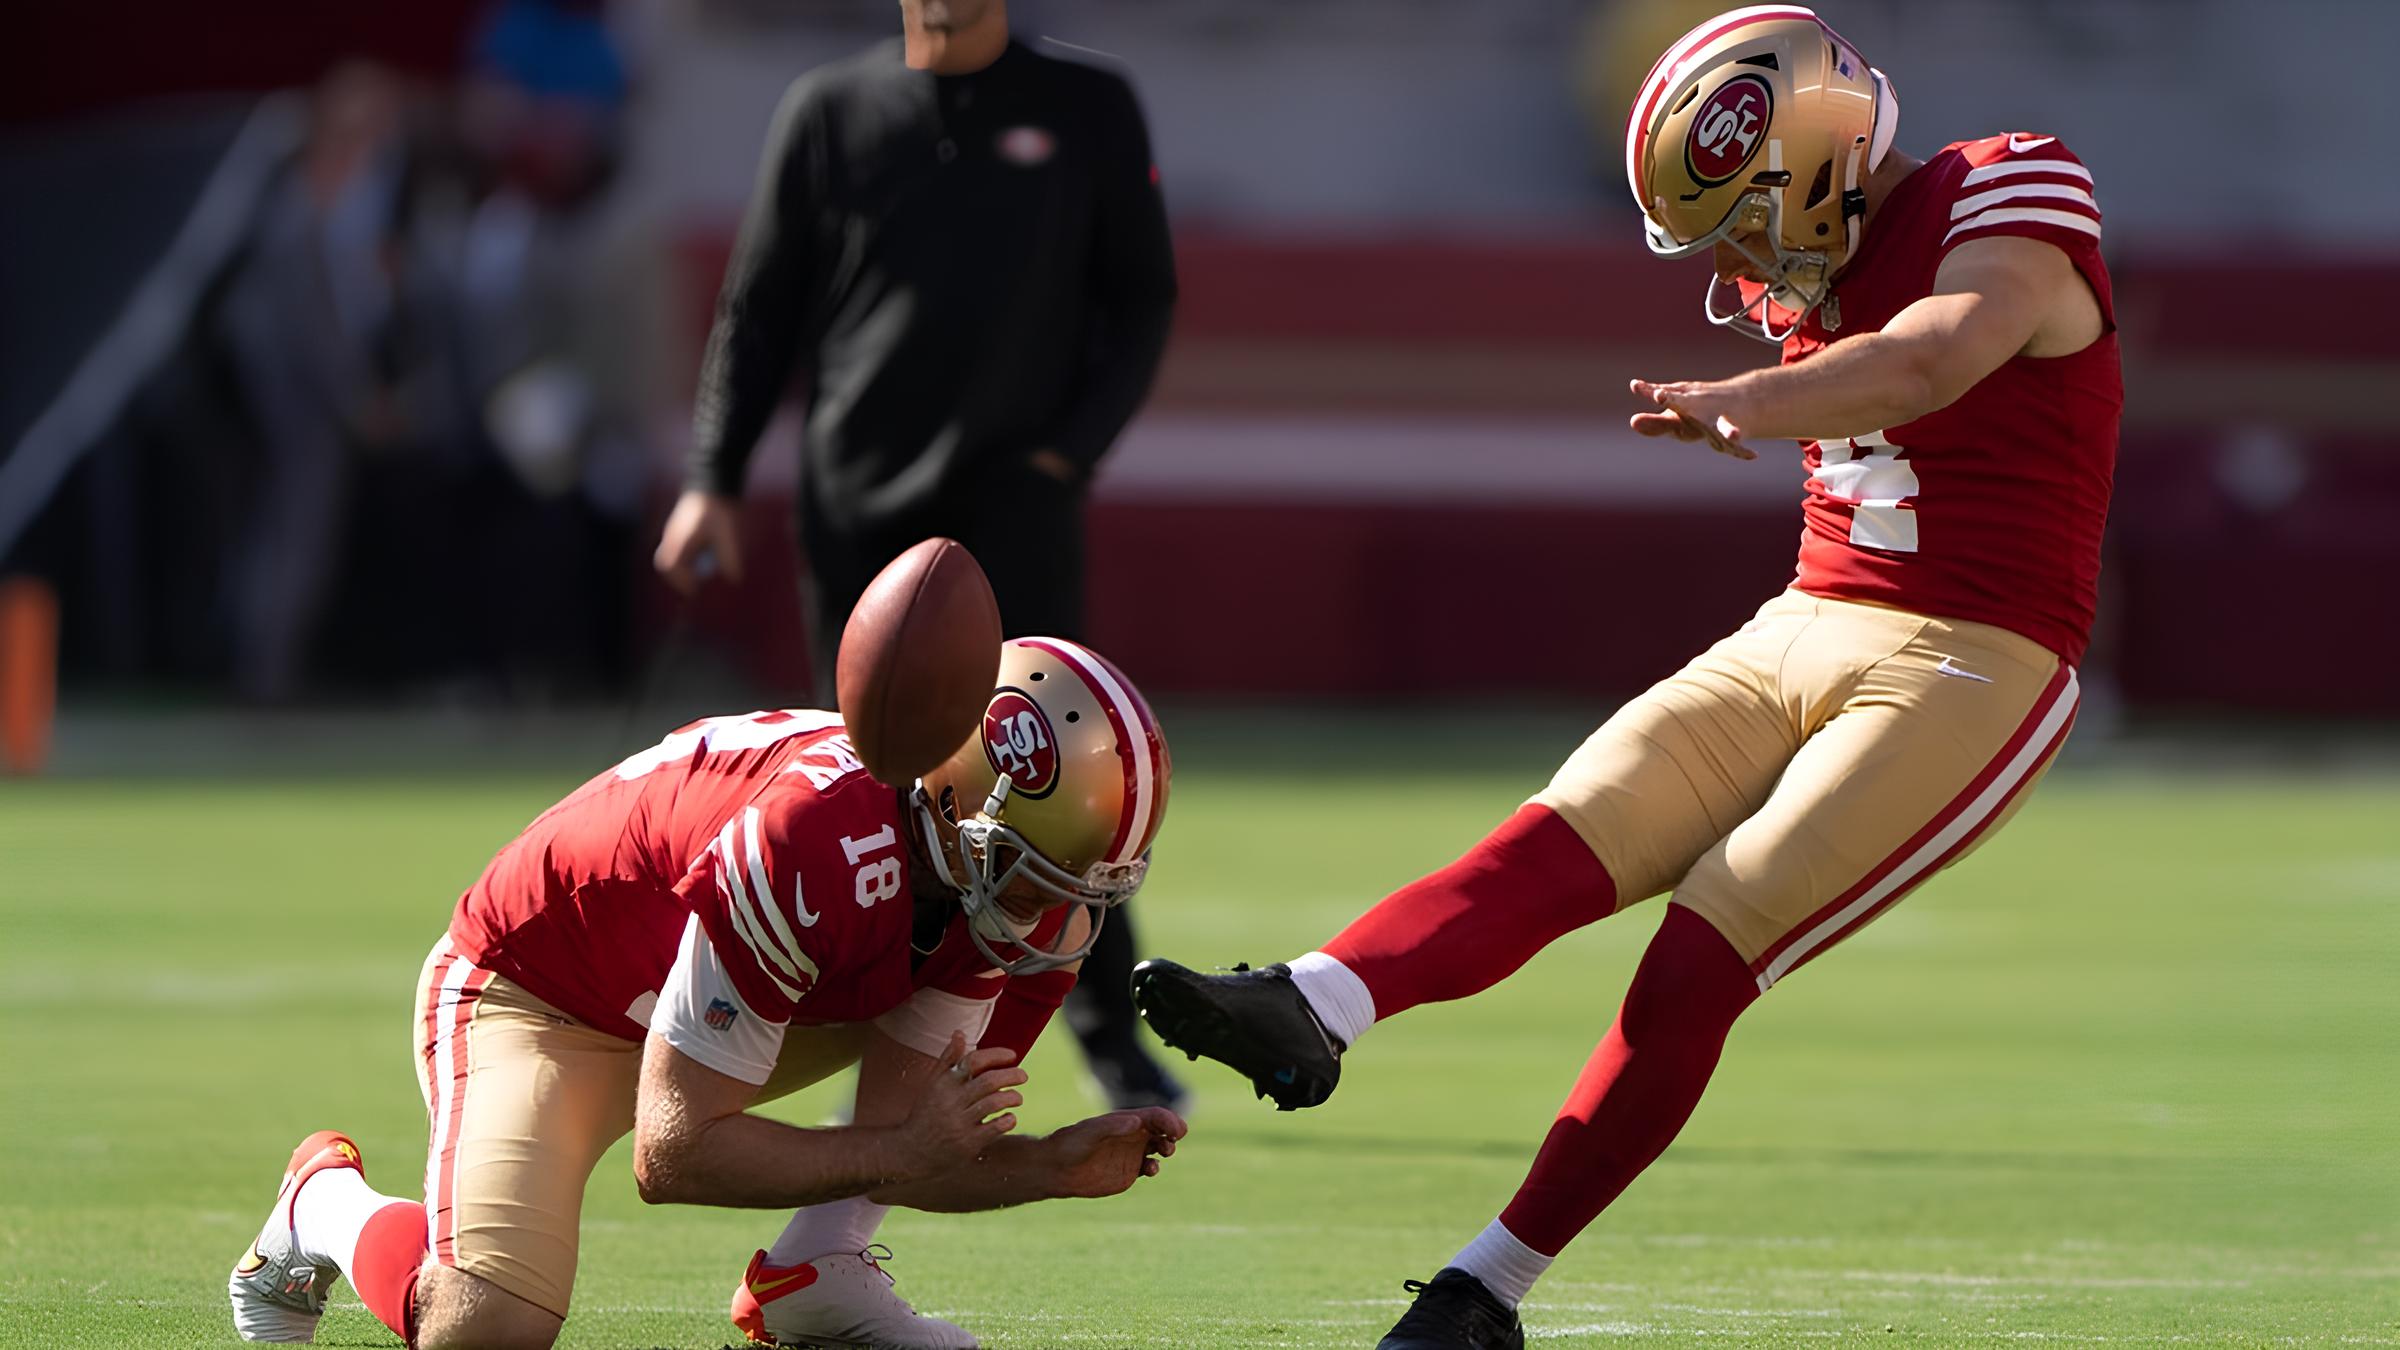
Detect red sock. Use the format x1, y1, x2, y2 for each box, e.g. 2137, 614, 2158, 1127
1321, 804, 1618, 1019
984, 966, 1078, 1062
1497, 903, 1759, 1254
349, 1200, 427, 1341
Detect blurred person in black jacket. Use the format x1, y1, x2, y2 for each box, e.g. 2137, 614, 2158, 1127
652, 0, 1183, 1160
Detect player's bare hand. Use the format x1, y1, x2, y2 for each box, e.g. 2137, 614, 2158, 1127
895, 1034, 1026, 1177
1042, 1106, 1188, 1199
653, 490, 745, 593
1629, 378, 1756, 461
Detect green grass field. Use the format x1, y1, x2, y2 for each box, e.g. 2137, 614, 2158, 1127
4, 713, 2396, 1347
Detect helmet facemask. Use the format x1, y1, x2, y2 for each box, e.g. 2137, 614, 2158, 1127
908, 775, 1148, 977
1646, 70, 1890, 345
1646, 183, 1833, 345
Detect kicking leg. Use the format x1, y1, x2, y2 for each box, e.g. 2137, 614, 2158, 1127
1305, 802, 1617, 1029
1135, 595, 1809, 1107
1131, 805, 1621, 1109
1390, 604, 2078, 1338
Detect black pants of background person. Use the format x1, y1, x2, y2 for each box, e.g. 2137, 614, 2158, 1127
798, 474, 1185, 1112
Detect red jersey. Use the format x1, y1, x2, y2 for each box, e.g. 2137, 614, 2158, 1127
447, 710, 1042, 1041
1781, 132, 2120, 665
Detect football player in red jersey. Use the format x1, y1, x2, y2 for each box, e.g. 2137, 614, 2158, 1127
228, 638, 1181, 1350
1134, 8, 2118, 1348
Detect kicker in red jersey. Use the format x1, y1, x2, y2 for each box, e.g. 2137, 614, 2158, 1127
1767, 132, 2120, 665
445, 710, 1050, 1042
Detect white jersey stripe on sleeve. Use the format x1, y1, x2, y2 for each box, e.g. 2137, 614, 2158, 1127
720, 870, 806, 1002
743, 806, 777, 910
712, 819, 790, 985
713, 816, 807, 1000
741, 806, 819, 983
1951, 182, 2098, 220
715, 816, 752, 916
1960, 158, 2093, 188
1943, 206, 2104, 247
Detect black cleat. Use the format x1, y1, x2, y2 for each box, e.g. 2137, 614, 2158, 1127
1376, 1268, 1525, 1350
1128, 959, 1342, 1110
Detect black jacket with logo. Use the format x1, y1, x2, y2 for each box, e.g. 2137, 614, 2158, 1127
688, 38, 1177, 534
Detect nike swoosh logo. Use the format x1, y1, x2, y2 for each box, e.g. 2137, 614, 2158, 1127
2008, 134, 2057, 153
792, 873, 819, 927
1936, 656, 1995, 684
749, 1267, 819, 1299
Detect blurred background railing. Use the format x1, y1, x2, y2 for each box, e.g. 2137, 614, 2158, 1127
6, 0, 2395, 738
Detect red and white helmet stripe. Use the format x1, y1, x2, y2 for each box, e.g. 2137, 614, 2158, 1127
1624, 5, 1821, 205
1016, 637, 1167, 867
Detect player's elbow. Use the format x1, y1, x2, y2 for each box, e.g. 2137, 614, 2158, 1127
630, 1140, 674, 1205
631, 1153, 685, 1206
630, 1123, 693, 1205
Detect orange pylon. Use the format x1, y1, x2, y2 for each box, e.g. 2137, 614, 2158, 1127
0, 576, 59, 775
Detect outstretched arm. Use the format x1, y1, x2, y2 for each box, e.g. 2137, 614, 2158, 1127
631, 1032, 1026, 1210
873, 1110, 1184, 1212
850, 1027, 1185, 1212
848, 907, 1183, 1213
1629, 234, 2090, 452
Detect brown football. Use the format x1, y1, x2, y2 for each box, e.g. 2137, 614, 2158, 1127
836, 538, 1003, 785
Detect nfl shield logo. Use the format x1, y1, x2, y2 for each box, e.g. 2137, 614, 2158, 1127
704, 998, 738, 1032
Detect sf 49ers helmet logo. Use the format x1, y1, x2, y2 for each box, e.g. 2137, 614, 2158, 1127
1686, 74, 1773, 187
982, 689, 1059, 798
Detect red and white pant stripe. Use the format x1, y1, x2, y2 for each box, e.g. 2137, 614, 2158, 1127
1752, 662, 2081, 991
419, 936, 494, 1266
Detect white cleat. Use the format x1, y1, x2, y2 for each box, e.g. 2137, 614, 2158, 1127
227, 1130, 364, 1344
731, 1246, 979, 1349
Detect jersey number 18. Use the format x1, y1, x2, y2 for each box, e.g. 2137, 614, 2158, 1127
841, 824, 904, 908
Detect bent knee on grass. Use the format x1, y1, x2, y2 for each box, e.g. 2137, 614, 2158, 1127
413, 1263, 565, 1350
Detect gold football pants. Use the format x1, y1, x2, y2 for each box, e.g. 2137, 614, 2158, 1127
1534, 589, 2078, 990
411, 939, 867, 1316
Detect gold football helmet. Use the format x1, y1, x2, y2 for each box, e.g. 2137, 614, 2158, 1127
910, 637, 1171, 975
1625, 5, 1899, 342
